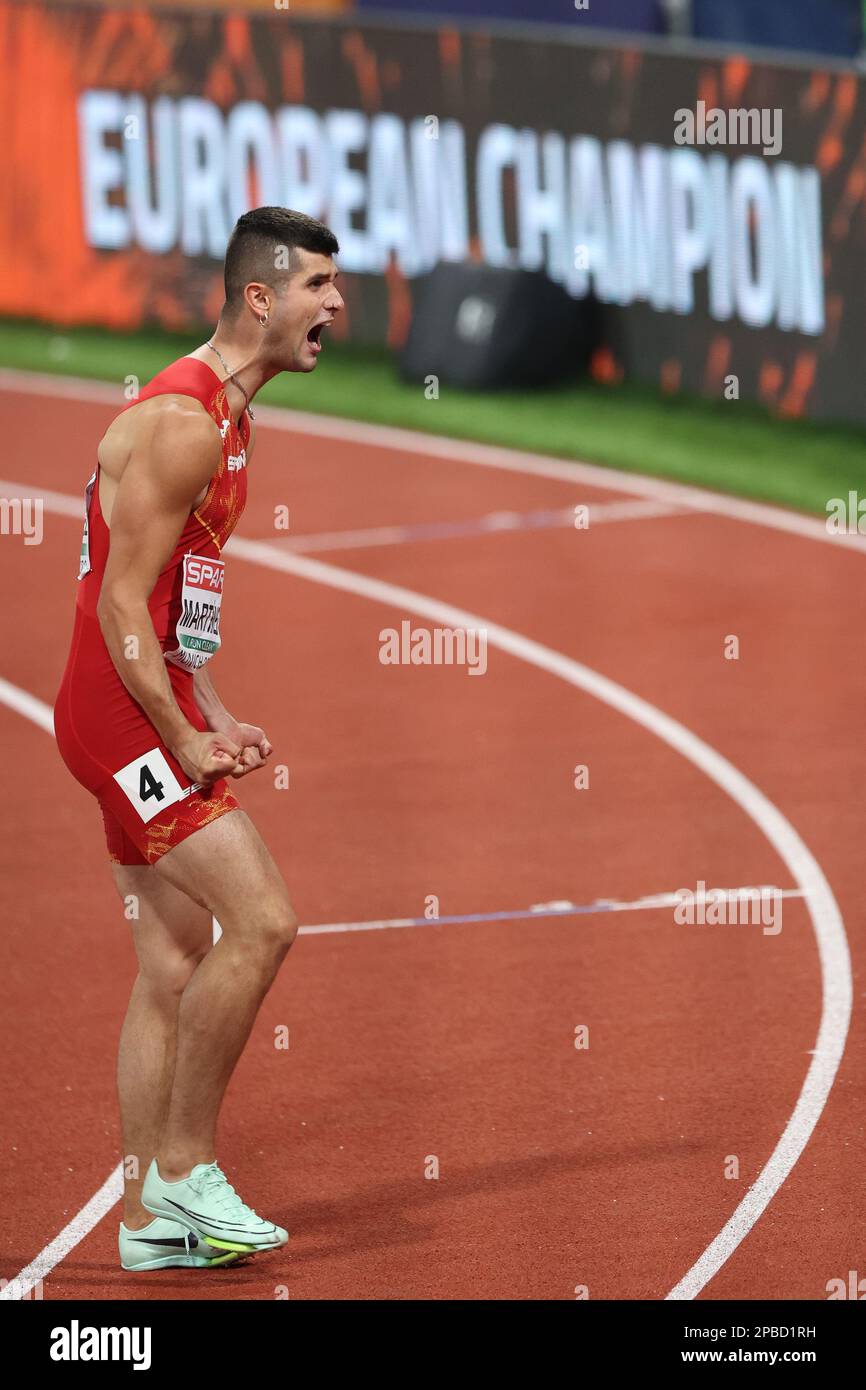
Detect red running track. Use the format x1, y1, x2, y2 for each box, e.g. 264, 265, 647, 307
0, 374, 862, 1301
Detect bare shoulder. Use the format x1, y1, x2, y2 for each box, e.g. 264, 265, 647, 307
99, 394, 220, 486
142, 396, 221, 457
96, 395, 223, 530
101, 392, 218, 452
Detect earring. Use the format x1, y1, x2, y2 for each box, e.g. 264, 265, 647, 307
260, 314, 269, 327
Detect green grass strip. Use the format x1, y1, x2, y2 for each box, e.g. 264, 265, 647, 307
1, 318, 863, 517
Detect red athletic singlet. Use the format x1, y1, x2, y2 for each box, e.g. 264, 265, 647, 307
54, 357, 250, 866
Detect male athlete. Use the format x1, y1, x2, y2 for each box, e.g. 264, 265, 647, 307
54, 208, 343, 1271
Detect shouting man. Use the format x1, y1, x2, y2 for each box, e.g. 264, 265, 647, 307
54, 208, 343, 1271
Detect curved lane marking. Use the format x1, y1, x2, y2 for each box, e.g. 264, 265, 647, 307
0, 454, 852, 1302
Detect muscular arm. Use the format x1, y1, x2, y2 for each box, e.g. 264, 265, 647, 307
192, 666, 234, 734
96, 400, 241, 782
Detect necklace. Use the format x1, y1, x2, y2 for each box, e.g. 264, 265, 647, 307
204, 340, 255, 421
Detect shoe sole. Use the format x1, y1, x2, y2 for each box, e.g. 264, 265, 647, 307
120, 1251, 242, 1271
201, 1236, 266, 1253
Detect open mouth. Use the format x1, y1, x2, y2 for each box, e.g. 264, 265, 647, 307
306, 319, 332, 354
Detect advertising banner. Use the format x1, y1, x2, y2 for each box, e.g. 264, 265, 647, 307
2, 2, 864, 422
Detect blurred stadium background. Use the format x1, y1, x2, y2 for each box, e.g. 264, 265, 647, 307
2, 0, 866, 509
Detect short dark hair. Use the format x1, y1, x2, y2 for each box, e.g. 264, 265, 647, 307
223, 207, 339, 312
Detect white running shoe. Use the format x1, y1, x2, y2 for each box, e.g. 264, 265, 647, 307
119, 1214, 244, 1270
141, 1159, 288, 1253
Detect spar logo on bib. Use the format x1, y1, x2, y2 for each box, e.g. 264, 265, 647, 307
165, 553, 224, 671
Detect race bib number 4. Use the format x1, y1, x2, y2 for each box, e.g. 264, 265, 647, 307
165, 553, 224, 672
113, 749, 202, 824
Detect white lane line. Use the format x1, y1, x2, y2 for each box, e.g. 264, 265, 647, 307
1, 367, 863, 552
0, 482, 81, 519
0, 473, 690, 554
0, 478, 853, 1301
259, 499, 691, 554
299, 887, 805, 935
0, 1166, 122, 1301
0, 677, 55, 734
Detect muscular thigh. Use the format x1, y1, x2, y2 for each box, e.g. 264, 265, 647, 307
111, 863, 214, 992
151, 808, 295, 945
